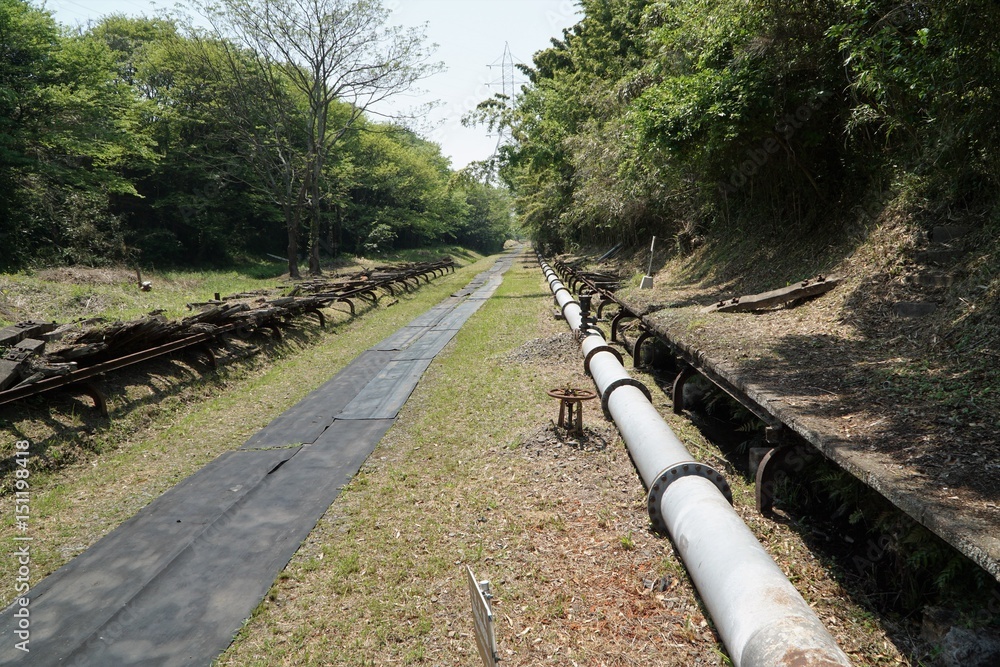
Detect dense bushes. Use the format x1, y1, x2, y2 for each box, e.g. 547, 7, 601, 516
491, 0, 1000, 250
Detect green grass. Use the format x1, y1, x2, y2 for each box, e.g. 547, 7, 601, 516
0, 265, 285, 326
0, 247, 469, 327
0, 249, 492, 607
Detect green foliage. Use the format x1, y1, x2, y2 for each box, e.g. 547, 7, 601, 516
491, 0, 1000, 252
345, 126, 510, 254
0, 1, 159, 267
0, 2, 509, 270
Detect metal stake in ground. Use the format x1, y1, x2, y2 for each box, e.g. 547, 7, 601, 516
547, 387, 597, 435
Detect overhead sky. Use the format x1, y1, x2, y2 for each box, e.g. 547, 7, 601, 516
43, 0, 582, 169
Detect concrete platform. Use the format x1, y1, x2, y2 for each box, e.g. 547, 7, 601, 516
628, 301, 1000, 586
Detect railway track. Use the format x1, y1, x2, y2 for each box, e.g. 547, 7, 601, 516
0, 260, 454, 415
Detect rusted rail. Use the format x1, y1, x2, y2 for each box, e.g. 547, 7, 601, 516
0, 259, 455, 413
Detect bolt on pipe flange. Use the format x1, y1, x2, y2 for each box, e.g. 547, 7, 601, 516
583, 345, 623, 376
646, 462, 733, 533
600, 377, 652, 418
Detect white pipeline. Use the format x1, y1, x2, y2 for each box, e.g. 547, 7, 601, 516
539, 255, 852, 667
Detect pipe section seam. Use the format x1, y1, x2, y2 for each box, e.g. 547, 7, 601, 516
600, 377, 652, 417
560, 298, 579, 321
647, 461, 733, 533
584, 344, 623, 375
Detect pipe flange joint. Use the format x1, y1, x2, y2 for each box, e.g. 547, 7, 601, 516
600, 377, 652, 418
584, 345, 624, 376
560, 298, 579, 320
646, 462, 733, 533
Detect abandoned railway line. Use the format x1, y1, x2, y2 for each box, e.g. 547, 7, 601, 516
0, 260, 453, 420
0, 247, 995, 665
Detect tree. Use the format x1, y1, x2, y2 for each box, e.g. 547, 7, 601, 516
0, 0, 56, 262
89, 16, 283, 264
194, 0, 440, 277
0, 1, 156, 267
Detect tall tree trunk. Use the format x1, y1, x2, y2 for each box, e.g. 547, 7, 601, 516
327, 202, 340, 258
285, 203, 301, 279
307, 151, 323, 275
307, 209, 321, 274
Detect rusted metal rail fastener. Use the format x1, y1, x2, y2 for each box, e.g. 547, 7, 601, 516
547, 387, 597, 435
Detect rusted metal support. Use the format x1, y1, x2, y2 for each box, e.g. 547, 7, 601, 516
632, 329, 653, 368
755, 446, 811, 514
71, 381, 109, 417
196, 343, 218, 369
336, 298, 356, 315
610, 308, 637, 342
672, 365, 696, 415
309, 309, 326, 329
357, 290, 379, 305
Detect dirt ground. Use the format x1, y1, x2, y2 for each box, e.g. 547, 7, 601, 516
602, 214, 1000, 512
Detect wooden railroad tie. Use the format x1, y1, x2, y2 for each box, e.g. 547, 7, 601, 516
702, 274, 844, 314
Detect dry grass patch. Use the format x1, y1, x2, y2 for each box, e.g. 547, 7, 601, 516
218, 256, 726, 666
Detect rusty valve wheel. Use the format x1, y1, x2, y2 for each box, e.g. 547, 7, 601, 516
547, 387, 598, 435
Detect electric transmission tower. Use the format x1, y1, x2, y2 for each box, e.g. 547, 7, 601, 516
486, 42, 527, 154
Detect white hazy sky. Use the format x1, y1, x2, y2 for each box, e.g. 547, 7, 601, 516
43, 0, 582, 169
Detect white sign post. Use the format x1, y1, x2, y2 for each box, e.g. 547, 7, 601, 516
466, 565, 498, 667
640, 235, 656, 289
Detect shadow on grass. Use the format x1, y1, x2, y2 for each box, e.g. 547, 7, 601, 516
0, 308, 362, 494
754, 322, 1000, 505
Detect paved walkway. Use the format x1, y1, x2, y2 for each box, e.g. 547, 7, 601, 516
0, 251, 517, 666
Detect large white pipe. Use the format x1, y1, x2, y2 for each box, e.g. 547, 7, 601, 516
539, 254, 852, 667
